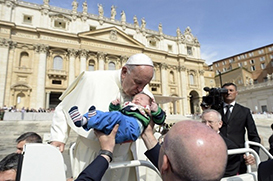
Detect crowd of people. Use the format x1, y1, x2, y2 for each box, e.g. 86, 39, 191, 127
1, 53, 273, 181
0, 105, 54, 113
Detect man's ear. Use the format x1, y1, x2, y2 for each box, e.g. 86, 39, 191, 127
121, 66, 127, 80
160, 154, 170, 175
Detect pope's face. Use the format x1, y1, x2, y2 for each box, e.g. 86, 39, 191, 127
121, 65, 153, 97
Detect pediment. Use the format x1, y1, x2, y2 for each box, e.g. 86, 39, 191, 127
78, 27, 144, 48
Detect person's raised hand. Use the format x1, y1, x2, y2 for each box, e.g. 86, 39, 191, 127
141, 121, 157, 150
111, 99, 120, 106
94, 124, 119, 153
51, 141, 65, 152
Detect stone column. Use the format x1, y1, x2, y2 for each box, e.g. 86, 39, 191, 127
68, 49, 77, 85
199, 70, 205, 96
46, 91, 50, 109
36, 44, 48, 109
97, 52, 106, 70
179, 65, 188, 115
0, 39, 11, 106
3, 0, 14, 21
160, 63, 169, 114
80, 49, 87, 73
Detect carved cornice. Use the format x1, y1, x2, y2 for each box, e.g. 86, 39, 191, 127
178, 65, 187, 72
68, 48, 78, 57
34, 44, 49, 53
97, 52, 106, 60
160, 63, 168, 70
80, 49, 88, 58
199, 70, 205, 75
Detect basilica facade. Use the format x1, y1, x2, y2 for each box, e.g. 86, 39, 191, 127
0, 0, 206, 116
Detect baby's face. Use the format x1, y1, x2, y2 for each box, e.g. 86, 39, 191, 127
131, 93, 151, 107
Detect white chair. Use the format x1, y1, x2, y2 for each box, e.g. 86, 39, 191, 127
17, 143, 67, 181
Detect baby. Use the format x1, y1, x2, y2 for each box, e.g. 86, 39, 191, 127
69, 92, 166, 144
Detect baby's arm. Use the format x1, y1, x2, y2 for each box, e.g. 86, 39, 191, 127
109, 99, 121, 111
150, 99, 158, 112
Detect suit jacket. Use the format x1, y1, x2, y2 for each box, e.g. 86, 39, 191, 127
217, 103, 261, 154
75, 155, 109, 181
220, 132, 241, 177
258, 159, 273, 181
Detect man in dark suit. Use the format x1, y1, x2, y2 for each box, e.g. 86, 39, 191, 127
258, 159, 273, 181
218, 82, 261, 174
201, 109, 241, 177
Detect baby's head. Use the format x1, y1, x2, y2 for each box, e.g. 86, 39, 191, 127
132, 92, 152, 107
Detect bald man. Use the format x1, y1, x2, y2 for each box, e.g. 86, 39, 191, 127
142, 120, 228, 181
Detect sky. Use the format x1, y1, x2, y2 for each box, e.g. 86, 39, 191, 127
25, 0, 273, 65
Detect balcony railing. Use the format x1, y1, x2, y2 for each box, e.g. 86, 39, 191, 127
47, 69, 67, 79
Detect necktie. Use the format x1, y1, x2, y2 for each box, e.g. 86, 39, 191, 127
225, 105, 232, 121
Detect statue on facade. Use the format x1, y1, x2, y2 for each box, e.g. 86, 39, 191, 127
43, 0, 49, 6
158, 23, 163, 34
111, 5, 116, 20
176, 27, 181, 38
141, 18, 146, 29
185, 26, 192, 34
72, 0, 78, 13
133, 15, 138, 26
121, 10, 126, 23
82, 1, 88, 14
98, 4, 103, 17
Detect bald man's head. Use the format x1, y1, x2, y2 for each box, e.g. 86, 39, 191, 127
160, 120, 227, 181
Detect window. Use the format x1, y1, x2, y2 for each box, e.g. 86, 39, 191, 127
90, 26, 96, 31
19, 52, 29, 68
149, 39, 157, 47
251, 65, 256, 71
54, 20, 66, 29
238, 62, 242, 67
168, 45, 173, 52
215, 63, 219, 68
229, 58, 234, 63
108, 62, 116, 70
189, 74, 194, 85
250, 59, 255, 64
23, 15, 32, 24
222, 61, 226, 65
88, 60, 95, 71
269, 46, 273, 52
261, 63, 265, 69
258, 49, 264, 54
52, 80, 62, 85
187, 46, 193, 55
53, 56, 63, 70
223, 68, 226, 72
169, 71, 175, 83
248, 52, 254, 57
270, 55, 273, 59
260, 57, 265, 61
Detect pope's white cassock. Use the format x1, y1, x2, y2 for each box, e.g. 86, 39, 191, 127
50, 69, 157, 180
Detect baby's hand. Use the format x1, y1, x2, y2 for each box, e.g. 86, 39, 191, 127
150, 99, 158, 112
112, 99, 120, 105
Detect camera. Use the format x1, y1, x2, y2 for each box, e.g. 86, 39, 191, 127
201, 87, 228, 110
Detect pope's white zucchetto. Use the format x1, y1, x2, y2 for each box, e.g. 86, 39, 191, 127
125, 53, 154, 67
